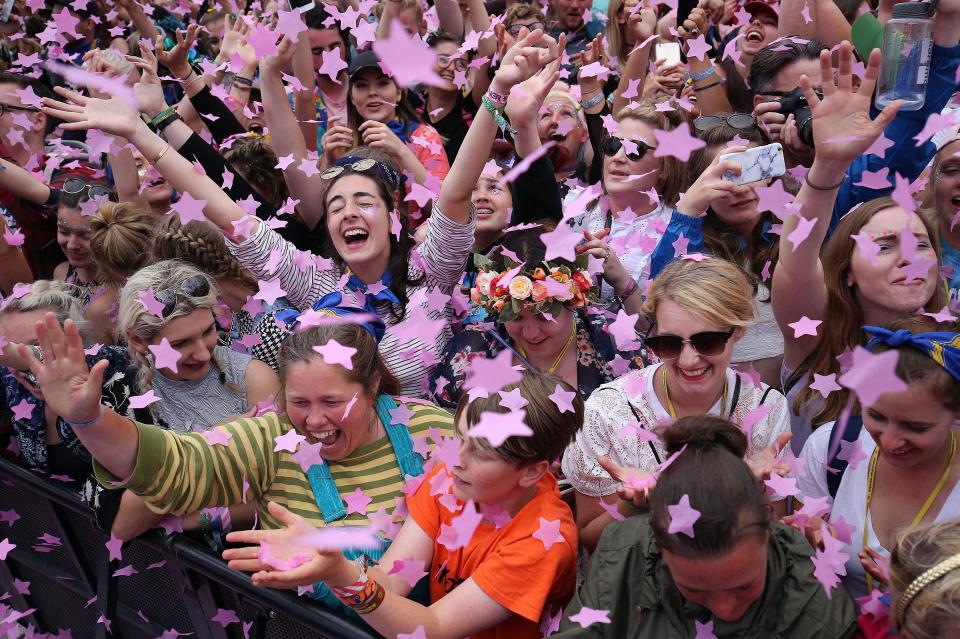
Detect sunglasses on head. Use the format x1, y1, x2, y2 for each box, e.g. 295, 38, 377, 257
692, 113, 758, 134
154, 274, 211, 319
601, 135, 655, 161
62, 177, 115, 200
645, 329, 736, 360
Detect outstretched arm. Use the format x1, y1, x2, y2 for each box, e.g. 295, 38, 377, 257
773, 42, 900, 369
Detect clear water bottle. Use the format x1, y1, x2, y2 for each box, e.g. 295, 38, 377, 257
876, 1, 933, 111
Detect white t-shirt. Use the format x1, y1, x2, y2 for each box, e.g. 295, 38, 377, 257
798, 424, 960, 602
561, 363, 791, 498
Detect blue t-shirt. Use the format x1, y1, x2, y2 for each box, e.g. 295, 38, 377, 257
940, 233, 960, 308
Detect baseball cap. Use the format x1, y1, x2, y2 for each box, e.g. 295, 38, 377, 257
347, 50, 385, 79
743, 0, 779, 19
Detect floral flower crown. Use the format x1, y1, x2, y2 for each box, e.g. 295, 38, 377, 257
470, 253, 600, 322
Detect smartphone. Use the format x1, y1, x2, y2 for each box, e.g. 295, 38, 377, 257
655, 42, 682, 66
676, 0, 698, 30
718, 143, 787, 186
288, 0, 315, 13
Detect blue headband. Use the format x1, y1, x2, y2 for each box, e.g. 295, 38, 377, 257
319, 155, 406, 191
275, 291, 386, 343
864, 326, 960, 381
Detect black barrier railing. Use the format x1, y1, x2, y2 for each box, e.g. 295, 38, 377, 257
0, 456, 378, 639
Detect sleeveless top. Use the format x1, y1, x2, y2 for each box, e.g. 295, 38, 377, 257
150, 345, 251, 433
732, 284, 785, 363
65, 264, 106, 311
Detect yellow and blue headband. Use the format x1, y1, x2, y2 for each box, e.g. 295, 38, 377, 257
864, 326, 960, 381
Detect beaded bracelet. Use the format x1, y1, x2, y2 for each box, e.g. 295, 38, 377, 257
481, 94, 518, 135
688, 66, 717, 83
581, 91, 605, 110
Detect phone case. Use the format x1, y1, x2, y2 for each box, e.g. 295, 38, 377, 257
655, 43, 682, 66
718, 143, 786, 186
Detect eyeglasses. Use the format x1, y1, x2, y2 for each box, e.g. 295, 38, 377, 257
436, 54, 468, 71
62, 178, 115, 200
692, 113, 758, 134
154, 274, 211, 319
600, 136, 655, 161
0, 103, 40, 117
507, 22, 545, 37
645, 329, 736, 360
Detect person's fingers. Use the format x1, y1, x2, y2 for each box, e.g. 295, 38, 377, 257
772, 432, 793, 455
251, 560, 321, 588
597, 456, 626, 483
872, 99, 902, 133
222, 544, 262, 561
858, 47, 883, 99
817, 48, 835, 97
226, 558, 270, 573
836, 41, 853, 93
752, 101, 783, 117
225, 529, 275, 544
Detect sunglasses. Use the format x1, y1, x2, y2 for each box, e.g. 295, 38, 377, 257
507, 22, 545, 37
601, 136, 655, 161
692, 113, 758, 134
645, 329, 736, 360
154, 274, 211, 319
62, 177, 115, 200
436, 54, 468, 71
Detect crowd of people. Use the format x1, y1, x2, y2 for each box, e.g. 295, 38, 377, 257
0, 0, 959, 636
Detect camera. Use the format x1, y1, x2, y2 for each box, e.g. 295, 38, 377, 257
776, 87, 815, 148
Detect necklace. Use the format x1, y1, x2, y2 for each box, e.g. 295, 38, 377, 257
863, 430, 957, 591
518, 320, 577, 374
660, 365, 728, 420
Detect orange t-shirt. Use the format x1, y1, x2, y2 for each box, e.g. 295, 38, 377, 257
407, 464, 578, 639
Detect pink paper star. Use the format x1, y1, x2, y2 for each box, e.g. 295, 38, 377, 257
396, 626, 429, 639
149, 337, 182, 373
653, 122, 706, 162
755, 180, 795, 217
10, 399, 34, 421
343, 487, 372, 515
0, 508, 20, 527
667, 494, 701, 537
498, 388, 529, 412
273, 429, 306, 453
606, 308, 640, 351
247, 25, 280, 58
468, 410, 532, 447
464, 349, 523, 395
837, 438, 868, 470
540, 224, 582, 261
440, 499, 482, 550
290, 439, 324, 471
105, 534, 123, 561
372, 20, 444, 88
548, 385, 577, 414
138, 288, 165, 317
810, 373, 842, 398
765, 473, 801, 498
0, 538, 17, 560
788, 316, 822, 338
254, 278, 286, 305
170, 192, 208, 224
211, 609, 240, 627
854, 167, 891, 190
567, 607, 611, 628
52, 7, 81, 38
129, 390, 160, 409
694, 620, 717, 639
532, 517, 565, 550
686, 35, 712, 61
852, 232, 881, 265
387, 556, 428, 587
318, 49, 348, 83
924, 305, 958, 322
202, 428, 233, 446
275, 9, 308, 42
838, 347, 907, 407
671, 232, 689, 257
312, 338, 357, 370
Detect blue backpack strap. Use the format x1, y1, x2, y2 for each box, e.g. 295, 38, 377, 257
825, 414, 864, 500
375, 394, 425, 479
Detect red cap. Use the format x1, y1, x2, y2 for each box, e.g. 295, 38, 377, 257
743, 0, 779, 18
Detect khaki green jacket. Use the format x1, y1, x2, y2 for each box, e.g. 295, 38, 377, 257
554, 515, 858, 639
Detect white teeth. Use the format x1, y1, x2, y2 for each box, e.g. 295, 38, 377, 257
344, 229, 368, 239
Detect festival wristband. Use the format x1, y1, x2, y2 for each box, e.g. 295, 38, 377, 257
581, 91, 605, 110
64, 405, 104, 430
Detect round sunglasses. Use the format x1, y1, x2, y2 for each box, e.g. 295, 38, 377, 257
62, 177, 115, 200
154, 274, 211, 319
692, 113, 758, 134
600, 136, 655, 162
645, 329, 736, 360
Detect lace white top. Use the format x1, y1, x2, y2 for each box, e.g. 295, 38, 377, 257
561, 363, 791, 498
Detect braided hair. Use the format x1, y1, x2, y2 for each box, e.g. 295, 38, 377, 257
151, 217, 258, 291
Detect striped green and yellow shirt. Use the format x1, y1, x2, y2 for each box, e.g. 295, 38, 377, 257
93, 401, 454, 531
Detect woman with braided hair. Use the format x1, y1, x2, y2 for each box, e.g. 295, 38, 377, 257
151, 217, 293, 372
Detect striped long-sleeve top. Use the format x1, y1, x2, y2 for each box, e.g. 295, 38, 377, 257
92, 402, 454, 532
228, 202, 476, 397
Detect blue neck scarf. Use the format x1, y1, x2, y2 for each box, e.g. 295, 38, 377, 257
387, 119, 414, 144
275, 291, 386, 342
864, 326, 960, 381
346, 269, 401, 316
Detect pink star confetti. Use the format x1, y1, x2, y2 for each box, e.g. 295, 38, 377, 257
810, 373, 842, 398
440, 499, 482, 550
129, 390, 160, 409
788, 316, 822, 338
653, 122, 706, 162
467, 410, 532, 447
149, 337, 182, 373
312, 338, 357, 370
273, 429, 306, 453
343, 487, 372, 515
372, 20, 444, 87
567, 607, 611, 628
532, 517, 565, 550
548, 384, 577, 414
170, 192, 208, 224
464, 348, 523, 395
667, 494, 700, 537
387, 556, 428, 587
838, 347, 907, 407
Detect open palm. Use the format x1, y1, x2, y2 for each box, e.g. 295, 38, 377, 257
16, 314, 107, 424
804, 41, 901, 164
42, 87, 142, 140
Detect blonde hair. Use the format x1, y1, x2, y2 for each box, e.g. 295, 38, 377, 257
614, 101, 686, 205
605, 0, 630, 67
118, 260, 221, 398
0, 279, 90, 342
642, 257, 756, 329
88, 202, 159, 285
890, 520, 960, 639
151, 216, 258, 291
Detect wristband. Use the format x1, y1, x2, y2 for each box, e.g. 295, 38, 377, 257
233, 75, 253, 87
485, 88, 508, 106
65, 405, 104, 430
688, 66, 716, 83
805, 172, 846, 191
581, 91, 605, 110
155, 111, 181, 132
149, 106, 176, 127
617, 278, 638, 303
182, 73, 203, 92
481, 94, 517, 136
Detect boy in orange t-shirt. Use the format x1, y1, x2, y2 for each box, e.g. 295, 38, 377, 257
229, 370, 582, 639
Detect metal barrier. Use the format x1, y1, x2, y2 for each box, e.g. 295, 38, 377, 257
0, 456, 378, 639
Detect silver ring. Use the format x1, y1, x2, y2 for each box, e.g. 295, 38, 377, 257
690, 27, 700, 36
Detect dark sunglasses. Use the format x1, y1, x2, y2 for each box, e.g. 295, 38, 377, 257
693, 113, 758, 134
154, 275, 211, 319
600, 136, 654, 161
645, 329, 736, 360
62, 177, 115, 200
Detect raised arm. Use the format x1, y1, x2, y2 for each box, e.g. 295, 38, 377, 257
260, 36, 326, 229
0, 157, 51, 205
611, 5, 657, 114
772, 42, 900, 368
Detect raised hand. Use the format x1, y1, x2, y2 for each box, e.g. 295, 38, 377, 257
260, 34, 296, 78
652, 60, 687, 93
224, 501, 346, 590
15, 313, 109, 425
495, 30, 565, 89
504, 55, 562, 125
216, 13, 254, 65
156, 24, 200, 80
675, 145, 751, 216
575, 229, 632, 293
627, 2, 658, 42
744, 431, 793, 483
597, 455, 656, 508
126, 41, 168, 118
803, 41, 901, 166
359, 120, 407, 161
677, 6, 709, 47
577, 33, 605, 93
42, 87, 143, 140
321, 115, 354, 166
